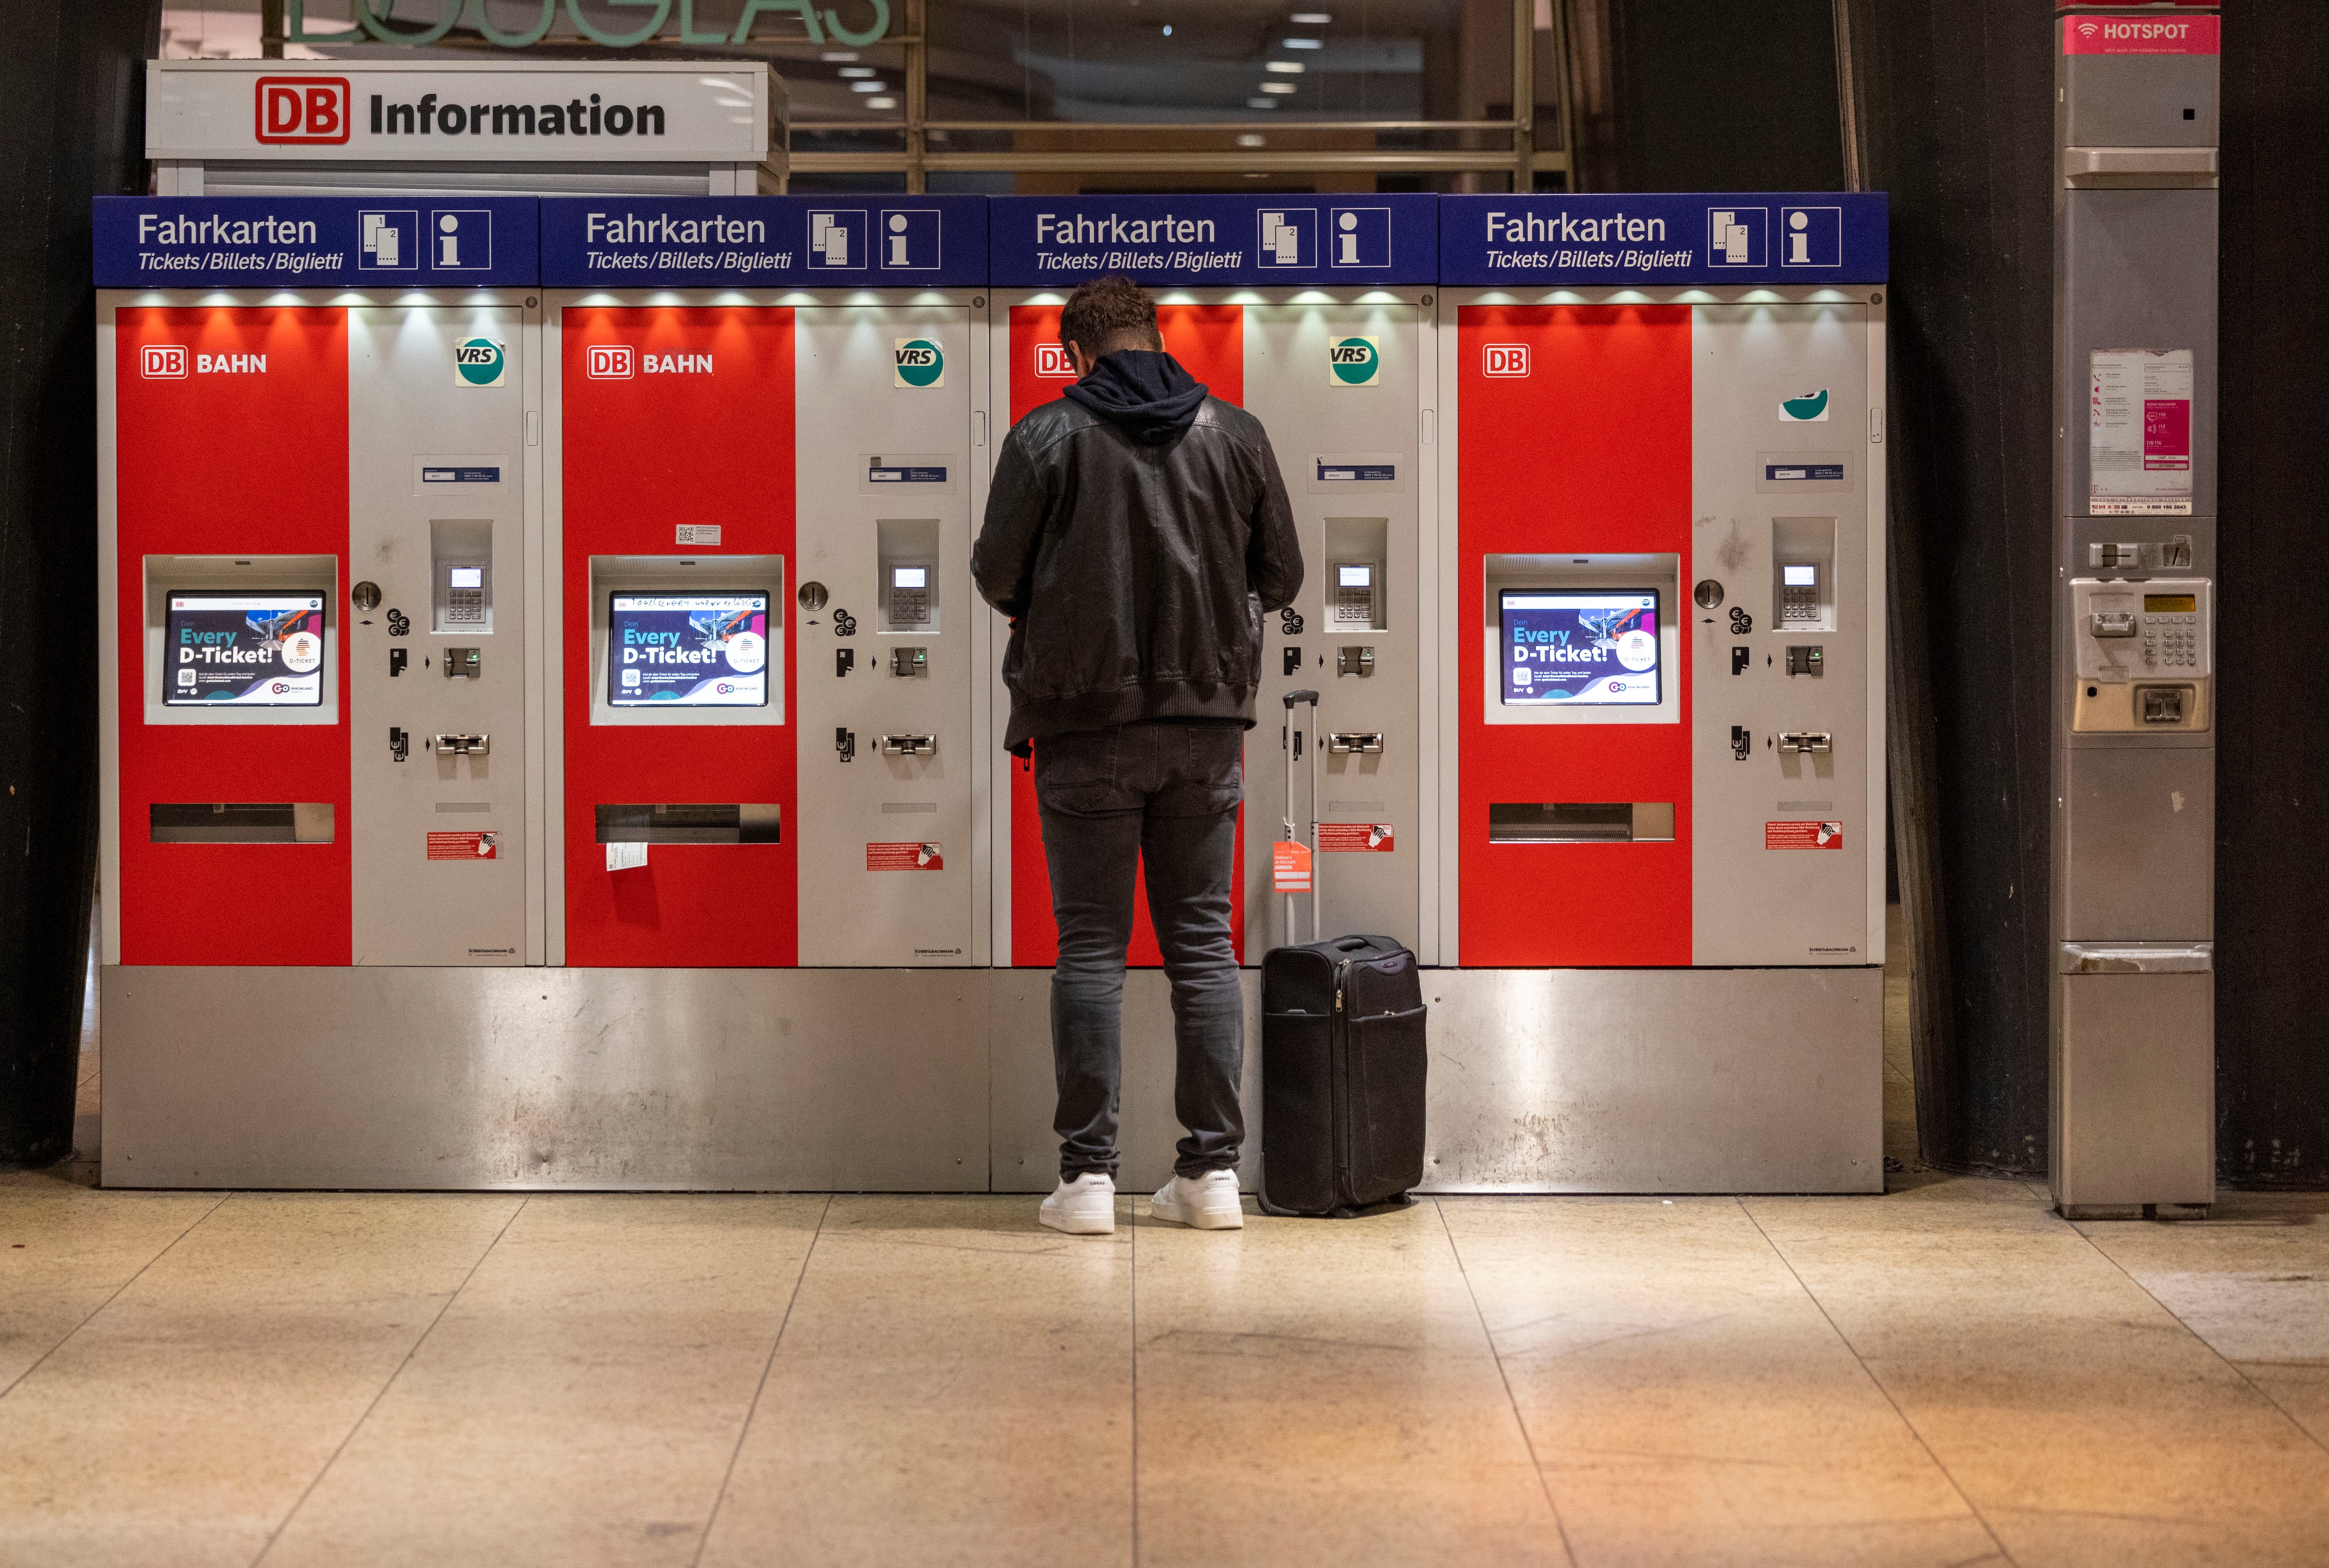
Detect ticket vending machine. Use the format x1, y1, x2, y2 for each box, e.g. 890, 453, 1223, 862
95, 197, 544, 1176
540, 197, 992, 969
1435, 193, 1891, 1190
984, 196, 1442, 971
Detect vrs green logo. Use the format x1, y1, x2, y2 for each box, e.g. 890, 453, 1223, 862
454, 338, 506, 388
1779, 388, 1830, 422
893, 337, 945, 388
1328, 335, 1381, 387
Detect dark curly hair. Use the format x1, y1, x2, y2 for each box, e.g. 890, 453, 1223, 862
1059, 274, 1163, 360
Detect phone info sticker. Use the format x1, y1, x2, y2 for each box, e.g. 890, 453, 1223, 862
867, 842, 943, 871
1765, 821, 1845, 850
428, 830, 499, 860
1317, 823, 1395, 853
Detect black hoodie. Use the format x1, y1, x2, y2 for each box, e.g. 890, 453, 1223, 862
973, 351, 1305, 749
1061, 348, 1211, 445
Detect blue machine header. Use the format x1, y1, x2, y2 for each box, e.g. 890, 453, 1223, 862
1437, 193, 1888, 287
94, 196, 539, 289
987, 194, 1437, 289
538, 196, 988, 288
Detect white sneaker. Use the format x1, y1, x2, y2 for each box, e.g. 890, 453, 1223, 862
1040, 1172, 1116, 1235
1150, 1170, 1245, 1230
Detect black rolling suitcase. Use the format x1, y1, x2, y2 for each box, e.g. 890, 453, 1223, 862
1258, 690, 1430, 1217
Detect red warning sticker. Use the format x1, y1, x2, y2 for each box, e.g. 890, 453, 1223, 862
867, 842, 943, 871
1272, 840, 1313, 892
1317, 823, 1395, 853
427, 830, 499, 860
1765, 820, 1845, 850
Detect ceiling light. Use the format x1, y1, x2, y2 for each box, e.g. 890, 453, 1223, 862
838, 66, 874, 77
1259, 80, 1297, 93
1247, 97, 1280, 109
1237, 133, 1266, 147
1283, 37, 1323, 48
850, 80, 887, 92
821, 50, 859, 61
1266, 60, 1303, 73
1290, 12, 1332, 22
1161, 23, 1172, 34
865, 96, 897, 109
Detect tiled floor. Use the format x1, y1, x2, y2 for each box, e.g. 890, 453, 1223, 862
4, 930, 2326, 1565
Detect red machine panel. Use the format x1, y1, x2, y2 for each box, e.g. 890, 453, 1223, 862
1005, 304, 1246, 967
561, 306, 798, 967
1457, 305, 1695, 966
114, 307, 351, 965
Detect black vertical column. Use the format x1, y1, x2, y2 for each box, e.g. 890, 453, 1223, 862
1844, 1, 2057, 1174
0, 2, 157, 1163
2216, 4, 2329, 1190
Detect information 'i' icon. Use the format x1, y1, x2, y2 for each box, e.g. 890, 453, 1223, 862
1337, 210, 1360, 265
889, 213, 910, 266
1787, 209, 1811, 265
439, 212, 460, 267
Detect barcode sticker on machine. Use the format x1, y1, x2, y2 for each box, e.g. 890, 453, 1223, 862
1317, 823, 1394, 853
675, 524, 722, 546
1765, 821, 1845, 850
428, 830, 499, 860
867, 842, 943, 871
1272, 840, 1313, 890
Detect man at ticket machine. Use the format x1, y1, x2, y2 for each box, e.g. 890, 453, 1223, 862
975, 276, 1305, 1239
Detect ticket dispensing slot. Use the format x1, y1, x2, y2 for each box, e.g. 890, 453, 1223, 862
1489, 803, 1677, 843
595, 803, 782, 844
589, 556, 786, 728
1771, 517, 1837, 633
149, 802, 336, 844
143, 555, 339, 728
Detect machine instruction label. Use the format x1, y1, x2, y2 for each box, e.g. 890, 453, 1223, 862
1765, 821, 1845, 850
428, 830, 499, 860
2089, 349, 2194, 516
866, 842, 943, 871
1317, 823, 1394, 853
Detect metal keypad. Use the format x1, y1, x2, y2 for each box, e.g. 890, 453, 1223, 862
2141, 611, 2199, 669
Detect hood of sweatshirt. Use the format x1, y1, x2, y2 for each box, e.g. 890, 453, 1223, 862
1061, 349, 1210, 446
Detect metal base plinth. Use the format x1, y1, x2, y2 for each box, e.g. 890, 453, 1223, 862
100, 964, 1882, 1194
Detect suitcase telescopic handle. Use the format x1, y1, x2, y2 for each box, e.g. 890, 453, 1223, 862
1281, 692, 1321, 945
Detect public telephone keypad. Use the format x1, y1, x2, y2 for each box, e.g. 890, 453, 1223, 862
2142, 611, 2200, 670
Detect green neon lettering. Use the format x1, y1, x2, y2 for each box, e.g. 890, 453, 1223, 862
565, 0, 672, 48
473, 0, 557, 47
821, 0, 890, 49
732, 0, 824, 45
353, 0, 459, 45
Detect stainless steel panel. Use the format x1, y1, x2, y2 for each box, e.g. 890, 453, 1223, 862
101, 965, 990, 1190
2051, 971, 2215, 1211
1420, 967, 1883, 1193
2061, 746, 2213, 942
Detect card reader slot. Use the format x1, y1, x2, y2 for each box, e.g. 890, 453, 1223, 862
150, 802, 336, 844
595, 803, 783, 845
1489, 802, 1675, 844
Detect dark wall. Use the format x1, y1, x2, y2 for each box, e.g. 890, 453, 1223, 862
1608, 0, 1846, 192
0, 2, 157, 1162
2217, 4, 2329, 1189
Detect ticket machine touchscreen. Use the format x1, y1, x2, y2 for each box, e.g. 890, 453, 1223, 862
607, 592, 771, 707
164, 593, 326, 706
1499, 590, 1660, 706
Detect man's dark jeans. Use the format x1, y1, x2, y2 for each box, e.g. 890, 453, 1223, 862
1035, 722, 1245, 1182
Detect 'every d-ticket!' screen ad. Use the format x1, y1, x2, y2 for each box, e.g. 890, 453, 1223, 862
1500, 591, 1660, 706
165, 595, 325, 706
608, 593, 769, 706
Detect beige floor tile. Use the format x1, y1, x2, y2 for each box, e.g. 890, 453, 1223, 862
1750, 1178, 2329, 1566
0, 1192, 520, 1568
698, 1195, 1133, 1568
2072, 1190, 2329, 1450
0, 1176, 218, 1389
262, 1195, 827, 1568
1444, 1195, 1995, 1568
1134, 1200, 1565, 1568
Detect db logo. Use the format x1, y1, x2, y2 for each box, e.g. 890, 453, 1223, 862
140, 345, 189, 380
254, 76, 351, 145
586, 345, 635, 379
1034, 342, 1076, 378
1483, 343, 1530, 377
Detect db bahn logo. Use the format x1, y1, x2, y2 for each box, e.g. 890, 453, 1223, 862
1328, 335, 1381, 387
893, 337, 945, 388
586, 344, 634, 379
454, 338, 507, 387
1483, 343, 1530, 377
1034, 342, 1076, 379
254, 76, 351, 144
140, 345, 188, 379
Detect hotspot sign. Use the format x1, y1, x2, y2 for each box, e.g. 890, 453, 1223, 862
537, 196, 988, 287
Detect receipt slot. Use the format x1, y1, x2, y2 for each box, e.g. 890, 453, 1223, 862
2050, 5, 2221, 1217
985, 195, 1440, 964
97, 195, 542, 974
545, 196, 990, 967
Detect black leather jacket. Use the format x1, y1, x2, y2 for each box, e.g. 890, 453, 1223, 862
974, 386, 1304, 751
